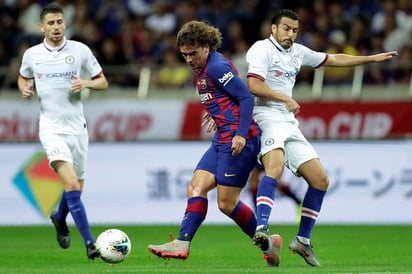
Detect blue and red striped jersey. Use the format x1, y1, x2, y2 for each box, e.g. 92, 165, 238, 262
195, 51, 260, 143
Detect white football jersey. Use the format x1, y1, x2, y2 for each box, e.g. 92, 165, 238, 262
19, 38, 103, 135
246, 35, 327, 121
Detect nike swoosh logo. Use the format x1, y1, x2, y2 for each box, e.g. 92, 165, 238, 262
224, 172, 236, 177
298, 243, 311, 257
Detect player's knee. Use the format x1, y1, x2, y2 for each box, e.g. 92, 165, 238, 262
217, 199, 235, 215
187, 184, 207, 198
187, 176, 215, 198
64, 178, 81, 191
321, 175, 329, 190
217, 203, 231, 215
311, 175, 329, 191
264, 166, 283, 181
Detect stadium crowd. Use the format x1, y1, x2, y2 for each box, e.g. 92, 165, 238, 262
1, 0, 412, 89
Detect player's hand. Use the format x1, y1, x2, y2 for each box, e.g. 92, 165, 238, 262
201, 113, 216, 133
285, 97, 300, 114
372, 51, 398, 62
71, 74, 86, 93
22, 80, 34, 100
231, 135, 246, 156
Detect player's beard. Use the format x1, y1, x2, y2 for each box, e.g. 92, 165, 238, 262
280, 39, 293, 49
273, 32, 293, 49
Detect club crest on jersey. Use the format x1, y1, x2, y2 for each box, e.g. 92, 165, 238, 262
200, 79, 207, 90
290, 57, 299, 67
218, 71, 234, 86
50, 147, 60, 156
65, 55, 74, 64
265, 138, 274, 146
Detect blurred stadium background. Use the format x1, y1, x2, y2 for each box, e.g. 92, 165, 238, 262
0, 0, 412, 226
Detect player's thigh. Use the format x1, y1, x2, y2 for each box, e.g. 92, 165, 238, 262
52, 160, 79, 190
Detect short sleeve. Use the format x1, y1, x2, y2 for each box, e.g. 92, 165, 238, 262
246, 41, 270, 80
299, 45, 328, 68
19, 50, 33, 79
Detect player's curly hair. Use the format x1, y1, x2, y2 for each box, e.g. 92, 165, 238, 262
271, 9, 300, 25
176, 21, 222, 52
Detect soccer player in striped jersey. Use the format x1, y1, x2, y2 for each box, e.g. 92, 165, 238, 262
17, 3, 108, 260
148, 21, 282, 267
246, 9, 397, 267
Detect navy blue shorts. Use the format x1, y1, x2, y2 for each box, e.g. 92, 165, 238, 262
195, 135, 260, 188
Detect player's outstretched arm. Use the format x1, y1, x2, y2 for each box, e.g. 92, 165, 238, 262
325, 51, 398, 67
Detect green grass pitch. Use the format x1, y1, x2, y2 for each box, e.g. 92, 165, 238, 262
0, 224, 411, 273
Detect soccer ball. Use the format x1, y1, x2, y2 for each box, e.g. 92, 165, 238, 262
96, 229, 132, 264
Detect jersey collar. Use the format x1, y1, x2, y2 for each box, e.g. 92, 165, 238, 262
43, 37, 67, 52
268, 35, 291, 53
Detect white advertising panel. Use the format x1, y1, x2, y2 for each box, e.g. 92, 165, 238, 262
1, 141, 411, 225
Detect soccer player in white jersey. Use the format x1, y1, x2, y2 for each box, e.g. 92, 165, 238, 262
17, 3, 108, 260
246, 9, 397, 267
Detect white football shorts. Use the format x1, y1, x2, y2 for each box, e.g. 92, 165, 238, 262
39, 133, 88, 180
254, 113, 318, 176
